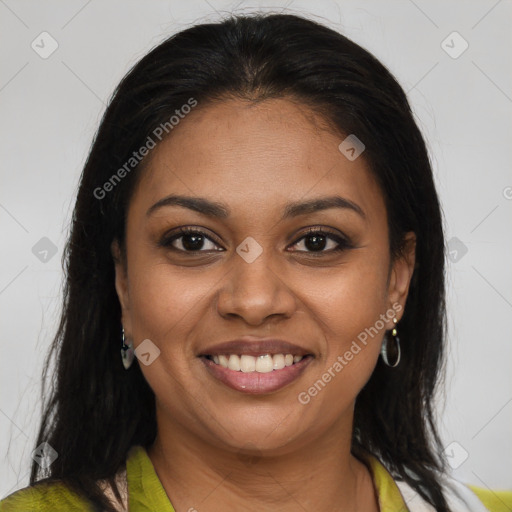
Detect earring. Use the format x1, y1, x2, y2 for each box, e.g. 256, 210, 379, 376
381, 317, 401, 367
121, 327, 134, 370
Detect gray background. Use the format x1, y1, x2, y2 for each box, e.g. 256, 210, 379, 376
1, 0, 511, 499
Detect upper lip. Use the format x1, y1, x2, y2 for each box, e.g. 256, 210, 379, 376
198, 337, 313, 357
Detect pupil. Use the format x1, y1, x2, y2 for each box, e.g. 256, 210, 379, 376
183, 234, 204, 250
305, 234, 326, 251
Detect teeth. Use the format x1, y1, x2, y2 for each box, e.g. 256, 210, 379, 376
255, 354, 273, 373
273, 354, 285, 370
240, 354, 256, 373
228, 354, 241, 371
210, 353, 305, 372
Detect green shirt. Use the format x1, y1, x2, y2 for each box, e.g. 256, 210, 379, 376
1, 445, 511, 511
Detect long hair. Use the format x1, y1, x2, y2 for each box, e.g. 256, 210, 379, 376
30, 12, 449, 511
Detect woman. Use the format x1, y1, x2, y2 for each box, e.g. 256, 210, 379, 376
1, 12, 511, 512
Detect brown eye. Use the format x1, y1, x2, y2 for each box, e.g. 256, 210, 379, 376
159, 227, 223, 252
289, 228, 353, 254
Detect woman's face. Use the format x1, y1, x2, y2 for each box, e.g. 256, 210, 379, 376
113, 97, 415, 455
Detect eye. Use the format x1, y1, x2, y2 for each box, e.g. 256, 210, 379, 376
159, 227, 223, 252
288, 227, 353, 254
159, 226, 353, 255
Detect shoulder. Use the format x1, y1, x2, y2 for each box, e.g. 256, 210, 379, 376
360, 450, 512, 512
468, 485, 512, 512
0, 480, 93, 511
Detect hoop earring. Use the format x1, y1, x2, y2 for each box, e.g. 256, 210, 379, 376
121, 326, 134, 370
381, 317, 401, 368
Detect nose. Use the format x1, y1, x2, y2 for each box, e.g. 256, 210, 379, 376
215, 248, 297, 326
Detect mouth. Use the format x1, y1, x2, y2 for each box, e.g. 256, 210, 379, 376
205, 353, 309, 372
199, 352, 314, 394
198, 337, 315, 394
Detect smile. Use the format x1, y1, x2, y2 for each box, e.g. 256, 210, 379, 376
207, 353, 304, 373
200, 353, 314, 394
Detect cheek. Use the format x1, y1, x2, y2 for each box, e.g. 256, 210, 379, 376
295, 251, 389, 396
125, 258, 211, 350
295, 266, 387, 420
303, 257, 389, 342
125, 262, 211, 410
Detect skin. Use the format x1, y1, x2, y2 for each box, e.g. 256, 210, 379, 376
112, 97, 416, 512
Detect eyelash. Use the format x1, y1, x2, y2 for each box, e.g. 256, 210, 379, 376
158, 226, 353, 255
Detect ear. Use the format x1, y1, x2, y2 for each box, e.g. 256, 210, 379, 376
111, 239, 131, 331
386, 232, 416, 325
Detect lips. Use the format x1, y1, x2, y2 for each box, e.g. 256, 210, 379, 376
198, 337, 312, 358
198, 337, 314, 394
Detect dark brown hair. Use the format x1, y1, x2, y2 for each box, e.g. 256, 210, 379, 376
30, 12, 448, 511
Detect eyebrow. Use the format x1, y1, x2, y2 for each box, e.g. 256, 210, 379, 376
146, 194, 366, 220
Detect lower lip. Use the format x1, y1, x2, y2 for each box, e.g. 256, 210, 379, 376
200, 356, 313, 394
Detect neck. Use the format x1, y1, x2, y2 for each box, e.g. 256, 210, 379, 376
147, 410, 379, 512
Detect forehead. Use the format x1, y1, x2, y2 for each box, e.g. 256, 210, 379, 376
130, 97, 386, 224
